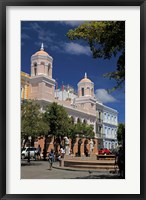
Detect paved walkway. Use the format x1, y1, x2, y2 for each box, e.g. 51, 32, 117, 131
21, 160, 120, 179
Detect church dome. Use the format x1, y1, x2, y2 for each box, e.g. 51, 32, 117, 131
32, 43, 49, 57
79, 73, 92, 83
34, 50, 49, 56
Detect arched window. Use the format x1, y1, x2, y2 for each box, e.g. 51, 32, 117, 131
114, 116, 117, 123
104, 113, 107, 121
81, 88, 84, 96
83, 119, 87, 124
77, 118, 81, 124
86, 87, 90, 95
91, 88, 94, 96
70, 116, 74, 124
104, 126, 107, 135
48, 63, 51, 76
108, 128, 111, 137
34, 68, 37, 76
34, 63, 37, 76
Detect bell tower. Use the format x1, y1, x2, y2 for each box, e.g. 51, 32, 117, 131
78, 72, 94, 98
75, 73, 96, 111
28, 43, 55, 101
31, 43, 53, 78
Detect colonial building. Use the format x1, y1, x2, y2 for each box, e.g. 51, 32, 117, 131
102, 105, 118, 149
21, 71, 30, 100
21, 44, 118, 153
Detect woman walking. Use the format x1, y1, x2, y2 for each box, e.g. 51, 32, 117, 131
48, 149, 54, 170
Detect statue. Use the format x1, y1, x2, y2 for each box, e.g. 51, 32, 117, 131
89, 139, 94, 154
64, 136, 70, 155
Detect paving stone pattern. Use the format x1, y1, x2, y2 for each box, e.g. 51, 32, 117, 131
21, 160, 121, 179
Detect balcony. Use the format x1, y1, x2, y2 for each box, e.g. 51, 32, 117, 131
104, 136, 117, 141
97, 118, 103, 124
96, 133, 106, 139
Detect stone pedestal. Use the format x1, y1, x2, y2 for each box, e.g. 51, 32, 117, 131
89, 153, 97, 160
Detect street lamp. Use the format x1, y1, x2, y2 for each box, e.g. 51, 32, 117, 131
27, 136, 32, 164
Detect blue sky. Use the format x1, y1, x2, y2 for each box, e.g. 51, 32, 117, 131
21, 21, 125, 123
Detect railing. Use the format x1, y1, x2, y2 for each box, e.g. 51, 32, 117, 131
96, 133, 106, 139
103, 136, 117, 140
102, 119, 118, 126
97, 118, 103, 124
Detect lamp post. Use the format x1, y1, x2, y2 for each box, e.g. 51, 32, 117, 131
27, 136, 31, 164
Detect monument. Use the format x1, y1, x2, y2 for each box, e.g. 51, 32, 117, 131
64, 136, 70, 155
89, 139, 94, 155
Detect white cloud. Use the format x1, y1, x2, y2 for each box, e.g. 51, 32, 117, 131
95, 89, 117, 103
22, 22, 91, 56
60, 21, 84, 27
50, 45, 63, 52
29, 22, 56, 46
63, 42, 91, 56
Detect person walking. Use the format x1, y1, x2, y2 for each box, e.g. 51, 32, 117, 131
48, 149, 54, 170
116, 146, 125, 178
36, 145, 41, 160
60, 146, 65, 158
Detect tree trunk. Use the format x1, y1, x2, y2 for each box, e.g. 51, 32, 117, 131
43, 135, 47, 161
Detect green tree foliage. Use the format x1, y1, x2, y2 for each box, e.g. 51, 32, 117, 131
22, 100, 40, 137
67, 21, 125, 91
117, 123, 125, 144
68, 119, 94, 153
21, 100, 49, 139
82, 123, 95, 138
69, 120, 94, 139
44, 102, 71, 138
43, 102, 72, 153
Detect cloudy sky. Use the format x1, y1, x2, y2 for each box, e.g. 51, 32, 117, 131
21, 21, 125, 123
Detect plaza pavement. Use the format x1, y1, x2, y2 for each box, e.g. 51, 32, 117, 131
21, 160, 121, 179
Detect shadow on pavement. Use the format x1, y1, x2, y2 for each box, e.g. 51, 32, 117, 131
21, 162, 42, 166
72, 174, 121, 179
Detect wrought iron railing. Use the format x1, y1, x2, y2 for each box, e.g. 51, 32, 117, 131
97, 118, 103, 124
96, 133, 106, 139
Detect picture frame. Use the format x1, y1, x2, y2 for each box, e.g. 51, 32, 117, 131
0, 0, 145, 199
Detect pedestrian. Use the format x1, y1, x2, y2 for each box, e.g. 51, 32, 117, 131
36, 144, 41, 160
27, 150, 30, 164
116, 146, 125, 178
57, 152, 61, 166
48, 149, 54, 170
60, 146, 65, 158
42, 148, 47, 160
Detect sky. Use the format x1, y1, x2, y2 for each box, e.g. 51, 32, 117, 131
21, 21, 125, 123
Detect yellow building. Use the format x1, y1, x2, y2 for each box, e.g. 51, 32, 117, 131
21, 71, 30, 100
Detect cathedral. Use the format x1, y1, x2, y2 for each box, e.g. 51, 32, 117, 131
21, 44, 118, 153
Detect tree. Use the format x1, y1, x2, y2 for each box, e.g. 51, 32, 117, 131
117, 123, 125, 178
67, 21, 125, 91
68, 120, 94, 153
43, 102, 71, 152
67, 118, 77, 154
117, 123, 125, 145
21, 100, 49, 147
82, 123, 95, 138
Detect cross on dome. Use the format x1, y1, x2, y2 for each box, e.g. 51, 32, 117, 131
79, 72, 92, 83
40, 43, 44, 51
